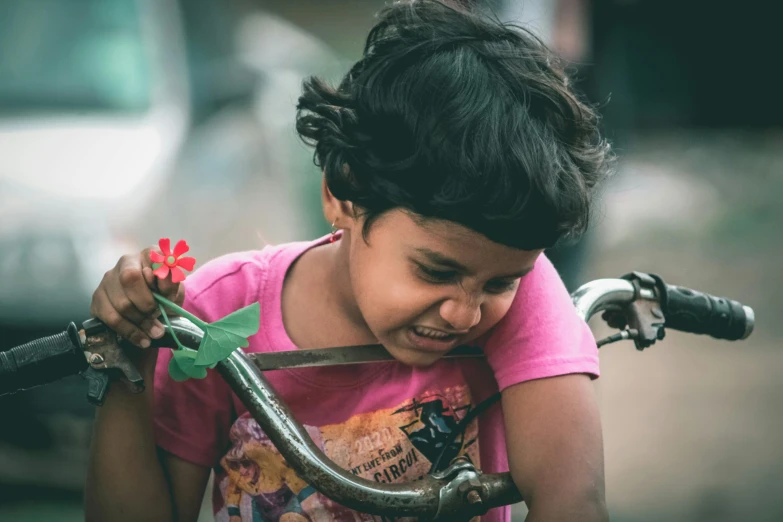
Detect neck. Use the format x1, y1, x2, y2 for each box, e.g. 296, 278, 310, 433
310, 234, 377, 345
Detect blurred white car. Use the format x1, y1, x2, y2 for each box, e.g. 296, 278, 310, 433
0, 0, 190, 326
0, 0, 274, 492
0, 0, 349, 496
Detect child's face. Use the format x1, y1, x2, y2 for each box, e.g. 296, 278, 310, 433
342, 209, 542, 367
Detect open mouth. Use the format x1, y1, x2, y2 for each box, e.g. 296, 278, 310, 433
412, 325, 455, 340
406, 326, 459, 351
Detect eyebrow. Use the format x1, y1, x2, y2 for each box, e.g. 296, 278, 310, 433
413, 248, 534, 279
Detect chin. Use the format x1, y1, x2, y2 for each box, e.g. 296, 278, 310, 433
386, 346, 442, 368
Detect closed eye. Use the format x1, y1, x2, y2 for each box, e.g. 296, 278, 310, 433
416, 263, 459, 284
484, 278, 519, 294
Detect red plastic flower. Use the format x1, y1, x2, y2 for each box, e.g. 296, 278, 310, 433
150, 238, 196, 283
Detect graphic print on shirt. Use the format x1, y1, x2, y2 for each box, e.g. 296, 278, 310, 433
214, 385, 480, 522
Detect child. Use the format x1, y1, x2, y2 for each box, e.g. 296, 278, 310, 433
85, 1, 613, 521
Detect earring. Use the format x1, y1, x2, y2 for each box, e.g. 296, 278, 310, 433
329, 220, 338, 243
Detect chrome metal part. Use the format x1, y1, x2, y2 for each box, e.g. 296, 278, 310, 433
742, 305, 755, 340
570, 278, 639, 321
148, 279, 678, 518
246, 343, 484, 372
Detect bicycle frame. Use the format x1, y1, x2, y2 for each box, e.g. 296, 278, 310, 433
158, 278, 646, 520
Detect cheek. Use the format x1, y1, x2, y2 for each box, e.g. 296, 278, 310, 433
473, 293, 517, 336
350, 252, 437, 330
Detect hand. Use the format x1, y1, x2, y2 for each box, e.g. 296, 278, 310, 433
90, 246, 185, 376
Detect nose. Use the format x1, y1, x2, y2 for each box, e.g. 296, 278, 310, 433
439, 293, 482, 332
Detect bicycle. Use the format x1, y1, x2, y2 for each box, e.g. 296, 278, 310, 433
0, 271, 754, 521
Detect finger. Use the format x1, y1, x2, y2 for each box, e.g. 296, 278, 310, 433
140, 316, 166, 339
140, 249, 164, 318
144, 245, 181, 301
142, 265, 155, 287
141, 247, 161, 290
141, 246, 158, 270
92, 287, 151, 348
172, 283, 186, 307
157, 275, 180, 300
141, 266, 161, 319
104, 267, 149, 327
116, 255, 158, 317
146, 246, 178, 298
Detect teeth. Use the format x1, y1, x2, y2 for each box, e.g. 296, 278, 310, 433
413, 326, 452, 340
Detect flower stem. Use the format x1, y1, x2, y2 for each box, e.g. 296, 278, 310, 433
152, 293, 210, 330
157, 303, 188, 352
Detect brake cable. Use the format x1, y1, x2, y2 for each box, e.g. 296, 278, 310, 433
428, 391, 502, 473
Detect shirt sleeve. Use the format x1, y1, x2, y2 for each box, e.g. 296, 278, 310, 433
482, 254, 599, 392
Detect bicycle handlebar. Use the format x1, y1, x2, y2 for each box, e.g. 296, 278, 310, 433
151, 277, 756, 518
0, 276, 756, 520
663, 284, 753, 341
571, 278, 755, 341
0, 323, 87, 396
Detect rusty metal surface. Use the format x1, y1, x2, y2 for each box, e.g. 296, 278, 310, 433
246, 343, 484, 372
81, 324, 143, 394
218, 350, 446, 517
480, 472, 525, 510
141, 317, 517, 517
127, 281, 651, 518
432, 458, 495, 520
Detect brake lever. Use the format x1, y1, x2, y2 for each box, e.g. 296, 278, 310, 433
80, 318, 145, 405
600, 272, 667, 351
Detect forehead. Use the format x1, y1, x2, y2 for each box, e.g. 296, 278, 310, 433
371, 210, 542, 272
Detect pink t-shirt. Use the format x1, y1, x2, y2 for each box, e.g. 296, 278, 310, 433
154, 235, 598, 522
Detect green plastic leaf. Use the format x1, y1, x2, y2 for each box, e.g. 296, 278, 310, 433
152, 262, 163, 270
168, 356, 190, 382
211, 302, 260, 338
193, 302, 260, 366
194, 330, 246, 367
169, 350, 208, 381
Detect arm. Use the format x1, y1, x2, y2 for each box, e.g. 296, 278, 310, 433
85, 378, 211, 522
84, 249, 211, 522
502, 373, 608, 522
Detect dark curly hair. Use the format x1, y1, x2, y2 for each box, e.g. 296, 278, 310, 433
296, 0, 613, 250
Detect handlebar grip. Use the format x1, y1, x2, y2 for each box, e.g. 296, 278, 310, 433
663, 285, 754, 341
0, 323, 88, 396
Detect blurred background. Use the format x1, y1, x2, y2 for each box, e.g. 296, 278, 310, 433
0, 0, 779, 521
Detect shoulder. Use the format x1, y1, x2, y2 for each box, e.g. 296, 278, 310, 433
481, 253, 574, 345
484, 253, 580, 345
185, 250, 271, 301
481, 254, 598, 389
182, 241, 309, 320
507, 253, 573, 317
514, 254, 573, 304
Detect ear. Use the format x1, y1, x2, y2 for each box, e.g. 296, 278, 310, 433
322, 175, 355, 231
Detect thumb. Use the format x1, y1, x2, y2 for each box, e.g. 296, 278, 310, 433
171, 283, 186, 307
157, 274, 180, 301
142, 246, 180, 302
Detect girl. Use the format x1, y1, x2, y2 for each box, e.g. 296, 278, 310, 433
85, 1, 613, 521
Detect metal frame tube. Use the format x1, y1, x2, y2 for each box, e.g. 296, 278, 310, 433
217, 349, 444, 517
159, 278, 643, 517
